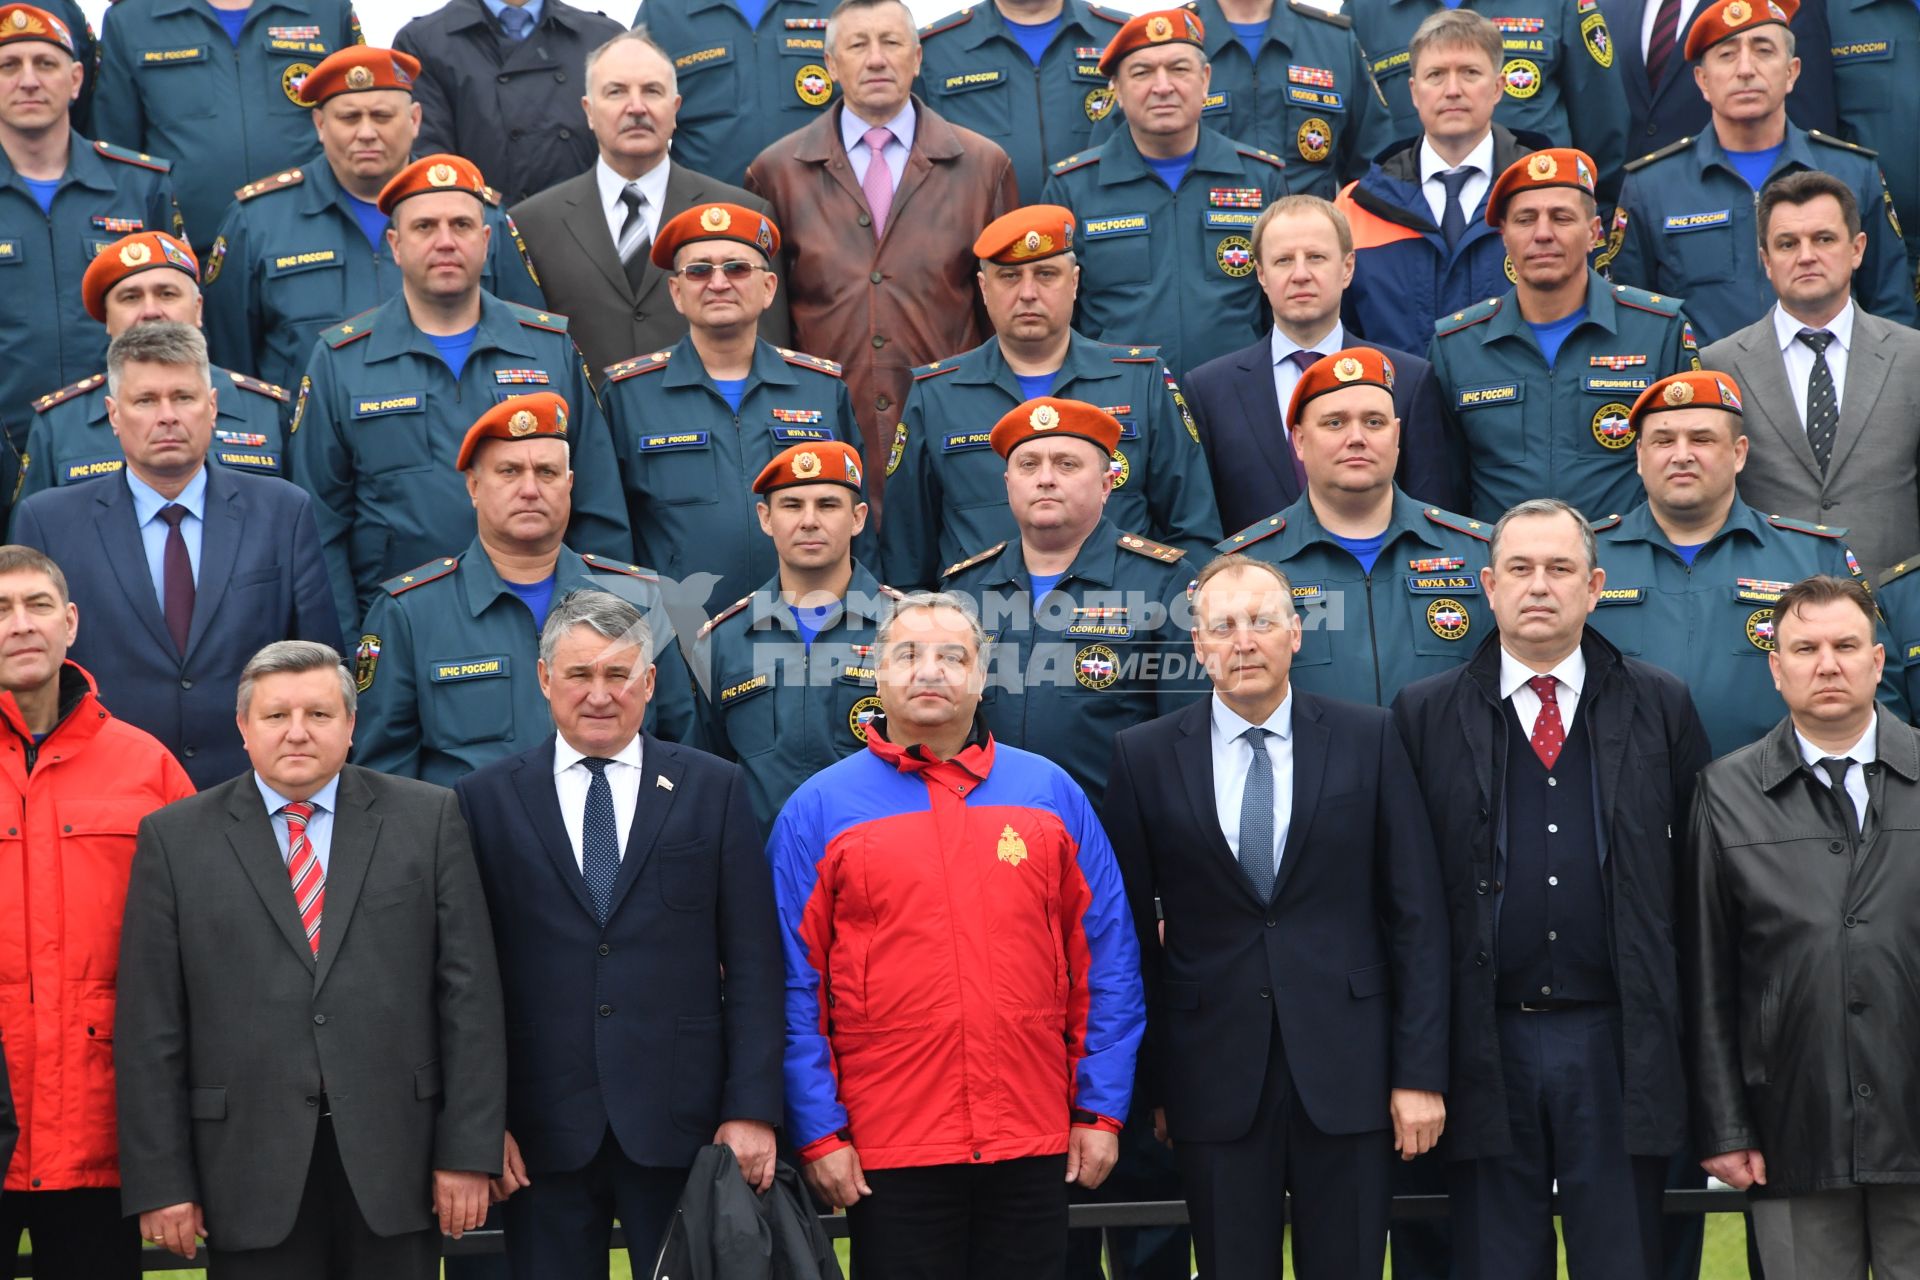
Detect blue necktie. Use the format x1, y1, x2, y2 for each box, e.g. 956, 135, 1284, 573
1440, 167, 1474, 252
1238, 726, 1276, 900
580, 758, 620, 922
500, 5, 534, 40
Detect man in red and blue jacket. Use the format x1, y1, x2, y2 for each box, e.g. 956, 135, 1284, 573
766, 591, 1145, 1279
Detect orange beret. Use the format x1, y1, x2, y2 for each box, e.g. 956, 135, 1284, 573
1628, 370, 1743, 429
0, 5, 74, 55
1097, 8, 1205, 76
456, 392, 570, 470
1287, 347, 1396, 428
753, 440, 864, 496
377, 153, 487, 216
973, 205, 1075, 264
299, 46, 421, 106
649, 203, 780, 270
1684, 0, 1796, 60
1486, 148, 1599, 225
989, 397, 1123, 459
81, 232, 198, 322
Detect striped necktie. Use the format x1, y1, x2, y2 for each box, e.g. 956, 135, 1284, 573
283, 801, 324, 957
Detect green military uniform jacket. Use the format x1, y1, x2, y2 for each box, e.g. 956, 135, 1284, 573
914, 0, 1128, 204
879, 331, 1219, 589
601, 334, 869, 612
1219, 489, 1493, 705
942, 516, 1203, 800
1042, 124, 1288, 376
694, 560, 899, 827
202, 159, 546, 394
1829, 0, 1920, 274
16, 366, 287, 507
352, 538, 698, 783
289, 291, 631, 635
1429, 272, 1698, 522
1874, 554, 1920, 720
1592, 500, 1907, 757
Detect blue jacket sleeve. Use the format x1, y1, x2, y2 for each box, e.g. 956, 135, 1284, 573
766, 789, 851, 1154
1056, 775, 1146, 1126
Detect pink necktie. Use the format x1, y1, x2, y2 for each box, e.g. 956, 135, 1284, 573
1528, 675, 1566, 770
861, 126, 895, 239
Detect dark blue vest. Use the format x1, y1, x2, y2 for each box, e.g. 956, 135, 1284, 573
1497, 701, 1616, 1004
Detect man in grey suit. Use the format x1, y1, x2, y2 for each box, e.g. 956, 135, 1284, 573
114, 640, 507, 1279
510, 30, 790, 382
1702, 170, 1920, 581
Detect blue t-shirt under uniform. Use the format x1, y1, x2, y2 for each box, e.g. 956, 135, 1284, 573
713, 377, 748, 415
1725, 144, 1784, 193
734, 0, 768, 27
790, 601, 841, 644
1229, 19, 1265, 61
1030, 571, 1064, 603
1331, 530, 1387, 576
1145, 149, 1195, 192
429, 326, 480, 379
1672, 541, 1704, 568
1527, 306, 1588, 368
1014, 371, 1056, 402
214, 5, 249, 44
22, 176, 58, 215
1005, 14, 1063, 65
505, 575, 557, 628
343, 193, 388, 252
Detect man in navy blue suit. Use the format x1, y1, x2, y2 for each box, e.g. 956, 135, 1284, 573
454, 589, 783, 1275
1184, 195, 1460, 532
10, 322, 339, 788
1103, 551, 1451, 1278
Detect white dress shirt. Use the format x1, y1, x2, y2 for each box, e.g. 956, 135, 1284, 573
841, 99, 916, 189
595, 154, 671, 249
1641, 0, 1705, 59
1774, 298, 1854, 430
1419, 132, 1495, 229
553, 733, 644, 872
1210, 690, 1294, 870
1796, 717, 1875, 832
1498, 645, 1587, 738
1271, 320, 1346, 423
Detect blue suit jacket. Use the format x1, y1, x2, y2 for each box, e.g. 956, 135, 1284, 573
454, 734, 784, 1174
1184, 334, 1463, 533
1599, 0, 1834, 153
10, 466, 340, 788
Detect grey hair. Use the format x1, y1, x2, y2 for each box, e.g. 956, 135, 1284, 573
106, 321, 211, 397
1489, 498, 1598, 572
538, 589, 655, 667
875, 590, 987, 656
237, 641, 356, 717
1408, 8, 1504, 76
586, 28, 678, 98
825, 0, 920, 55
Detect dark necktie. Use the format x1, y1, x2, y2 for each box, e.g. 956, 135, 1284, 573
1529, 675, 1566, 769
1282, 349, 1320, 487
1799, 329, 1839, 475
580, 758, 621, 923
616, 185, 649, 292
1818, 756, 1861, 837
158, 503, 193, 655
1646, 0, 1682, 89
500, 4, 533, 40
1440, 167, 1475, 252
1237, 726, 1277, 901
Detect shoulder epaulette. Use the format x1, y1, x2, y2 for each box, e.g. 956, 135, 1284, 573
325, 309, 378, 348
382, 557, 459, 596
1090, 3, 1130, 21
481, 184, 504, 206
942, 541, 1008, 578
1118, 531, 1185, 563
696, 595, 753, 641
1766, 513, 1847, 539
581, 553, 659, 581
1435, 296, 1501, 337
1624, 135, 1693, 173
778, 347, 843, 377
1881, 558, 1920, 588
1424, 506, 1492, 542
1807, 129, 1877, 159
605, 350, 672, 381
222, 370, 289, 402
1217, 514, 1285, 552
1288, 0, 1351, 26
33, 373, 104, 413
1108, 343, 1161, 362
918, 7, 972, 38
1050, 150, 1100, 176
912, 358, 961, 380
1610, 283, 1681, 318
93, 139, 171, 173
1237, 144, 1287, 171
508, 302, 569, 333
235, 166, 305, 201
1589, 512, 1623, 533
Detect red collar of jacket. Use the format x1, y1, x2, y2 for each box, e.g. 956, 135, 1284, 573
865, 712, 996, 788
0, 661, 106, 752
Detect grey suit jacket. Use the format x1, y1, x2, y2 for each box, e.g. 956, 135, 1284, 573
510, 161, 792, 382
115, 766, 506, 1251
1704, 307, 1920, 580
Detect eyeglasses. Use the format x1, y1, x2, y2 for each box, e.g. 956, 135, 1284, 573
673, 260, 764, 280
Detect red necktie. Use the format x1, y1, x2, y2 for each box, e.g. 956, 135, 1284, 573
1529, 675, 1566, 769
158, 503, 194, 655
1646, 0, 1682, 90
283, 801, 324, 957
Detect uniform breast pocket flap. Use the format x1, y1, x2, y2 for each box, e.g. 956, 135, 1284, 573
635, 430, 720, 505
423, 655, 514, 744
1660, 210, 1739, 283
266, 250, 344, 279
0, 239, 23, 265
1080, 214, 1153, 283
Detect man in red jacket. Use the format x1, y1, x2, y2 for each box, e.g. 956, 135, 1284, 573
0, 544, 195, 1277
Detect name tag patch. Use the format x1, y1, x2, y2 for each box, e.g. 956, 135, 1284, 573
1664, 210, 1731, 232
942, 70, 1005, 91
943, 430, 993, 452
1286, 86, 1343, 110
353, 393, 423, 417
269, 249, 340, 275
0, 240, 20, 262
639, 432, 710, 451
430, 656, 509, 682
771, 426, 831, 442
1831, 40, 1891, 62
1406, 575, 1482, 595
1204, 210, 1260, 230
783, 36, 824, 52
1083, 214, 1150, 239
216, 450, 280, 470
141, 46, 207, 64
1595, 587, 1645, 604
720, 673, 770, 704
1583, 375, 1651, 393
64, 457, 124, 482
1456, 383, 1523, 408
1202, 91, 1230, 113
674, 45, 732, 71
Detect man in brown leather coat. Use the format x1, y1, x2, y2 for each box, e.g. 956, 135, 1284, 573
744, 0, 1018, 506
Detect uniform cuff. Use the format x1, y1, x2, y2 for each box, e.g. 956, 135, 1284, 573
799, 1129, 852, 1164
1072, 1110, 1124, 1135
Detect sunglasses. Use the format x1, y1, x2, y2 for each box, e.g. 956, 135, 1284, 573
673, 260, 766, 280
